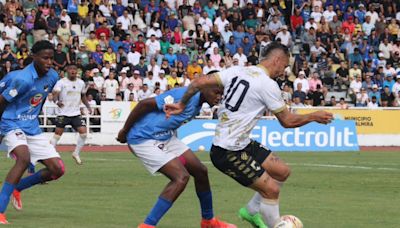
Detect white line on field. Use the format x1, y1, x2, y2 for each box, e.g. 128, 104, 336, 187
84, 158, 399, 171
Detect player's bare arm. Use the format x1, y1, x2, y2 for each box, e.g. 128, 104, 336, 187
274, 108, 334, 128
164, 73, 221, 117
117, 98, 158, 143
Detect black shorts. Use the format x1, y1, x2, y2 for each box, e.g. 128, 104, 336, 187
55, 115, 86, 130
210, 141, 271, 187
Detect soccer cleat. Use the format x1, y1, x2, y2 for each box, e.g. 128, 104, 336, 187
238, 207, 267, 228
0, 213, 9, 224
11, 190, 22, 211
137, 223, 155, 228
72, 153, 82, 165
201, 217, 237, 228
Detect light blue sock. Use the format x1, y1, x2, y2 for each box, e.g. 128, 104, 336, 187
16, 170, 43, 192
197, 191, 214, 220
0, 182, 15, 213
144, 197, 173, 225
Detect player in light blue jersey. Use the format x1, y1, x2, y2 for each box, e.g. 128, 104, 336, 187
117, 83, 236, 228
0, 41, 65, 224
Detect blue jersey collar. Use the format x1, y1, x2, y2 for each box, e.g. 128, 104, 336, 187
27, 63, 39, 79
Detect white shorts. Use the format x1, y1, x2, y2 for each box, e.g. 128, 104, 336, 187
129, 136, 189, 174
3, 129, 60, 165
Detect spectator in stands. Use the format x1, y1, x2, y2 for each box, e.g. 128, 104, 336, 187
383, 74, 395, 91
349, 74, 363, 104
294, 71, 310, 93
103, 71, 119, 101
367, 96, 379, 108
291, 94, 305, 108
335, 97, 348, 109
369, 84, 381, 105
137, 84, 152, 101
392, 75, 400, 98
381, 86, 395, 107
325, 96, 337, 106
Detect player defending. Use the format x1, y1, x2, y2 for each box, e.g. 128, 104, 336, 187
0, 41, 65, 224
116, 84, 236, 228
165, 42, 334, 228
50, 64, 92, 164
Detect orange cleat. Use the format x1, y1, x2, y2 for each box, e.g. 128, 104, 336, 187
137, 223, 155, 228
0, 213, 9, 224
11, 190, 22, 211
201, 217, 237, 228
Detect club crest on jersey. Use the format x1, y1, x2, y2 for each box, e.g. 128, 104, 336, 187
9, 89, 18, 97
30, 93, 43, 108
164, 95, 174, 104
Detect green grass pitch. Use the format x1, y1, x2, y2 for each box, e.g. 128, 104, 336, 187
0, 151, 399, 228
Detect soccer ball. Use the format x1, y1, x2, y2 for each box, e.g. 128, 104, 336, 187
273, 215, 303, 228
198, 145, 205, 151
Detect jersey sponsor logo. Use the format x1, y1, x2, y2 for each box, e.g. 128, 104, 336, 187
9, 89, 18, 97
17, 114, 38, 121
30, 93, 43, 108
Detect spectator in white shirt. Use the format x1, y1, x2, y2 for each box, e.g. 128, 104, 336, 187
4, 19, 21, 47
214, 12, 230, 33
293, 71, 310, 93
92, 69, 105, 89
137, 84, 153, 101
124, 83, 138, 101
103, 71, 119, 100
127, 45, 141, 66
305, 17, 318, 31
145, 35, 161, 63
323, 5, 336, 22
198, 11, 213, 33
143, 72, 157, 92
367, 96, 379, 108
275, 25, 292, 48
392, 75, 400, 98
116, 10, 133, 31
232, 47, 247, 66
146, 23, 162, 38
156, 70, 168, 92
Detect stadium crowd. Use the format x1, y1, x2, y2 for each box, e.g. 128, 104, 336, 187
0, 0, 399, 118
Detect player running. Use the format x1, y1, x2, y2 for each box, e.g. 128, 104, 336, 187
50, 64, 92, 165
116, 83, 236, 228
0, 41, 65, 224
165, 42, 334, 228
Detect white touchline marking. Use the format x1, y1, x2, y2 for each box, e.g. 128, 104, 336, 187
83, 158, 399, 171
288, 163, 400, 171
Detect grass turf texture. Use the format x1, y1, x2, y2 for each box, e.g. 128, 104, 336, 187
0, 151, 399, 228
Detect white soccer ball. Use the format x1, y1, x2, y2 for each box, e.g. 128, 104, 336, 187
198, 145, 205, 151
274, 215, 303, 228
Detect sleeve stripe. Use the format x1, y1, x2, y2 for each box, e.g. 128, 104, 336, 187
271, 105, 286, 114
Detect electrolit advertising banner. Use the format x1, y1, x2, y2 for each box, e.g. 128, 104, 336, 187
177, 120, 359, 152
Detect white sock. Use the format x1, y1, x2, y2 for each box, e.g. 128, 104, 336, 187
74, 134, 87, 155
246, 192, 262, 215
50, 134, 61, 146
259, 198, 280, 228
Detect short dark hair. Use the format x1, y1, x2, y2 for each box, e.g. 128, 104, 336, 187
31, 40, 54, 54
260, 41, 289, 60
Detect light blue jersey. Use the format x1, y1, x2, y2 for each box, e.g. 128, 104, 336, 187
127, 87, 202, 144
0, 63, 59, 136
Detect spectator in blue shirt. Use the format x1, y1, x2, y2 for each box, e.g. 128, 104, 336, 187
225, 36, 239, 55
164, 48, 178, 67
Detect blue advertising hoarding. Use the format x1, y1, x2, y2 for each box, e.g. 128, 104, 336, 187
178, 120, 359, 152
